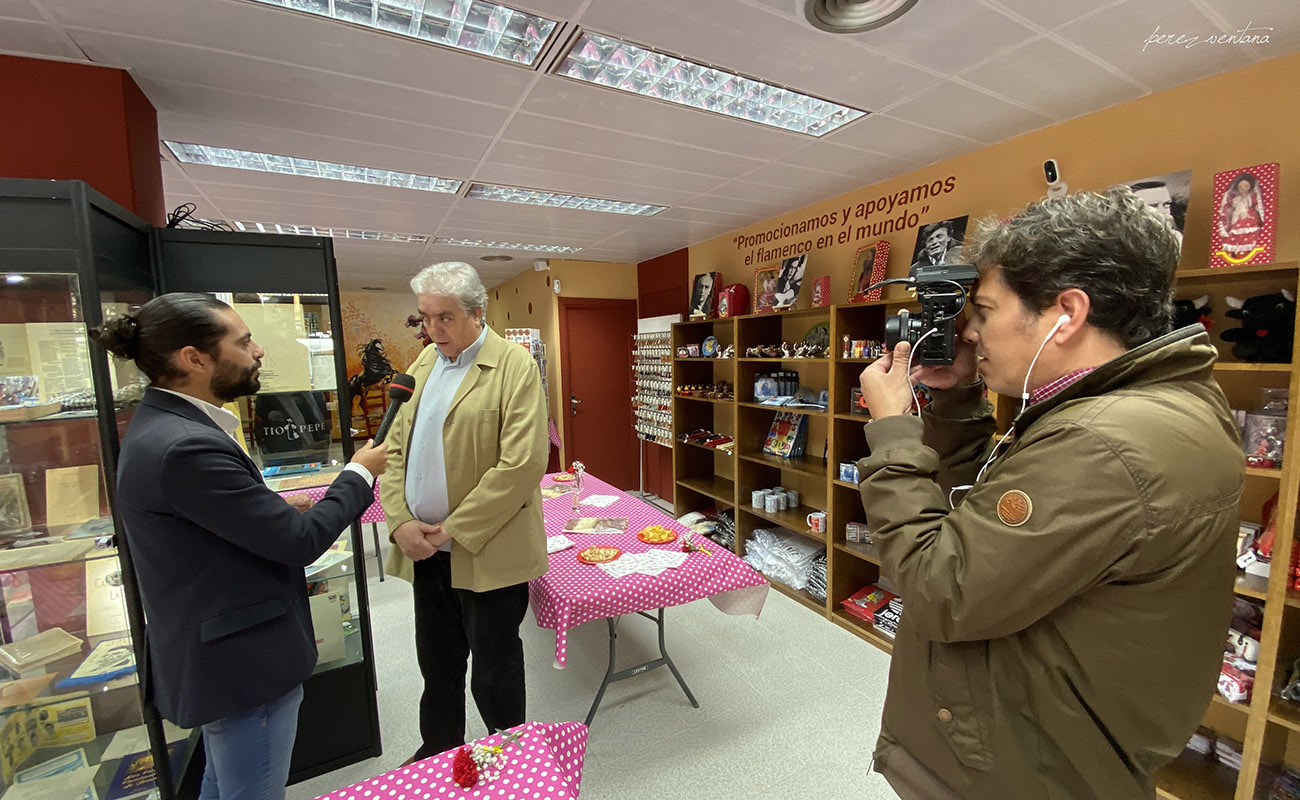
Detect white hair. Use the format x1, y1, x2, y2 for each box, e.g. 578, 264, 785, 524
410, 261, 488, 317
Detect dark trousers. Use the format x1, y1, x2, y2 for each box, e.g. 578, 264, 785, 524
412, 551, 530, 758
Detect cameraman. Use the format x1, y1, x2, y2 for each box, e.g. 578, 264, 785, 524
856, 187, 1242, 800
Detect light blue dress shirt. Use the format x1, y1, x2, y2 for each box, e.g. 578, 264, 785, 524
404, 323, 489, 552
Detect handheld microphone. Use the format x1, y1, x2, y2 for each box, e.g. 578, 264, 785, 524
372, 373, 416, 445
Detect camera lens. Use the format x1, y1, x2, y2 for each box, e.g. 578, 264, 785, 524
884, 311, 907, 351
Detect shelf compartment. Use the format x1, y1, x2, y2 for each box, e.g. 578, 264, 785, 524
737, 401, 828, 418
675, 357, 732, 362
679, 439, 733, 457
740, 503, 824, 542
739, 451, 827, 477
674, 394, 734, 404
835, 541, 880, 565
1154, 751, 1237, 800
1245, 467, 1282, 479
738, 357, 830, 363
1233, 572, 1268, 601
1176, 262, 1298, 280
1268, 695, 1300, 732
770, 580, 827, 614
1214, 362, 1292, 373
830, 609, 895, 655
676, 476, 735, 506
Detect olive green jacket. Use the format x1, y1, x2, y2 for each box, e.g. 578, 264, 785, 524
381, 327, 549, 591
857, 327, 1242, 800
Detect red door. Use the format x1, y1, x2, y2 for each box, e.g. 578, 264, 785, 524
559, 298, 638, 490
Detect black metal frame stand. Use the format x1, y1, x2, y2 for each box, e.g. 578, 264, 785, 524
584, 608, 699, 726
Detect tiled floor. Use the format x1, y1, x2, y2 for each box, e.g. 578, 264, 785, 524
289, 527, 900, 800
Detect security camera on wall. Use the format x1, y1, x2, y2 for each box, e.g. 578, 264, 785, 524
533, 259, 550, 272
1044, 159, 1068, 199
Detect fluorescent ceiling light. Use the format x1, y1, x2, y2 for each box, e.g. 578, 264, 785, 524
553, 32, 866, 137
466, 183, 667, 216
175, 217, 429, 242
247, 0, 558, 66
434, 237, 580, 253
165, 141, 462, 194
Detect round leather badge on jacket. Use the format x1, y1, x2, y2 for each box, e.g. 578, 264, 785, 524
997, 490, 1032, 526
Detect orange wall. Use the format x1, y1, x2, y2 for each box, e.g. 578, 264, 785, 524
0, 55, 164, 224
689, 51, 1300, 304
485, 258, 639, 464
339, 291, 426, 378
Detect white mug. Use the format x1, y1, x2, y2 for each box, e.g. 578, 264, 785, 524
806, 511, 827, 533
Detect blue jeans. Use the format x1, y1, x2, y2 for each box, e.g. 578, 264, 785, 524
198, 685, 303, 800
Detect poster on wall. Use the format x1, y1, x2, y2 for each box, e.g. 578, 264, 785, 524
753, 266, 779, 314
850, 241, 891, 303
910, 217, 968, 270
772, 255, 807, 309
689, 272, 721, 319
1209, 162, 1278, 268
1118, 170, 1191, 251
234, 301, 311, 393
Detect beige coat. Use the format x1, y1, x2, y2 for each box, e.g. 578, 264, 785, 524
381, 327, 549, 592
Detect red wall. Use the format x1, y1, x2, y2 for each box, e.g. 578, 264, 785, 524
637, 248, 689, 502
0, 55, 164, 224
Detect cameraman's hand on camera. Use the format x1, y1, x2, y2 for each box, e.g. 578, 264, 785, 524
909, 319, 978, 390
860, 341, 919, 420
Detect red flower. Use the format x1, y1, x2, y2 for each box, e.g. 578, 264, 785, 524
452, 746, 478, 787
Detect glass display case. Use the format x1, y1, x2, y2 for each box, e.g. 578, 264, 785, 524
0, 182, 186, 799
0, 180, 383, 798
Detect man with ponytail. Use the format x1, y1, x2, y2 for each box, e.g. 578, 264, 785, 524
92, 293, 388, 800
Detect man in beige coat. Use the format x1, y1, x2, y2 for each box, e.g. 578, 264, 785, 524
380, 262, 548, 761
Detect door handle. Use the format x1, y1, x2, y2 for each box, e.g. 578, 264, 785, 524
570, 394, 582, 416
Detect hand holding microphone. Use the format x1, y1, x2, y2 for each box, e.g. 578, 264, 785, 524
349, 373, 416, 477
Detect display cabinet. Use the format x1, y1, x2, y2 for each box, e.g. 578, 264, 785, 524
0, 179, 383, 799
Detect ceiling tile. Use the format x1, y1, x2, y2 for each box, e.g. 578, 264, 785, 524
983, 0, 1117, 31
575, 0, 939, 109
520, 76, 810, 160
0, 17, 81, 59
815, 113, 980, 164
962, 37, 1144, 119
886, 81, 1056, 143
1057, 0, 1254, 92
0, 1, 44, 22
482, 141, 726, 195
66, 31, 514, 138
471, 162, 702, 208
705, 180, 828, 208
159, 114, 481, 184
45, 0, 535, 107
853, 1, 1039, 76
776, 142, 922, 178
142, 80, 494, 163
738, 162, 875, 197
500, 113, 765, 179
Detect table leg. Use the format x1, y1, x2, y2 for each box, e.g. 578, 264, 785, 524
583, 607, 699, 727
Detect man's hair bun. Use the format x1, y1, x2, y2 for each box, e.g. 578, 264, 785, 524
91, 314, 141, 360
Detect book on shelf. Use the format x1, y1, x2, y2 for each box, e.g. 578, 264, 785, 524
562, 518, 628, 534
762, 411, 809, 458
104, 741, 190, 800
841, 584, 898, 626
0, 628, 83, 675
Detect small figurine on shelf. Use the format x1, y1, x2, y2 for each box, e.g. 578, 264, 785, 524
746, 345, 762, 358
780, 342, 791, 358
719, 344, 735, 359
843, 334, 851, 360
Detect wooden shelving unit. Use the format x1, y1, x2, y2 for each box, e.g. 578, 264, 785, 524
670, 263, 1300, 798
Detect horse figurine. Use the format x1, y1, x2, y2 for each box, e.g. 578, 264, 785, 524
347, 338, 397, 412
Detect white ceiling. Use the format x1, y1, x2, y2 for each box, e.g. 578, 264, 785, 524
3, 0, 1298, 290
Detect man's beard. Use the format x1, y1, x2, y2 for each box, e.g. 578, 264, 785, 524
212, 362, 261, 401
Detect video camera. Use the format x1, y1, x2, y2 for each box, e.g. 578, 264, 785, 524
883, 263, 979, 366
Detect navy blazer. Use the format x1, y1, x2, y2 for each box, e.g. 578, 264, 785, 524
115, 388, 373, 728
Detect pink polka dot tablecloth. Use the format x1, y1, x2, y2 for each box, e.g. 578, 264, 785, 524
313, 721, 588, 800
529, 473, 769, 668
276, 476, 385, 524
